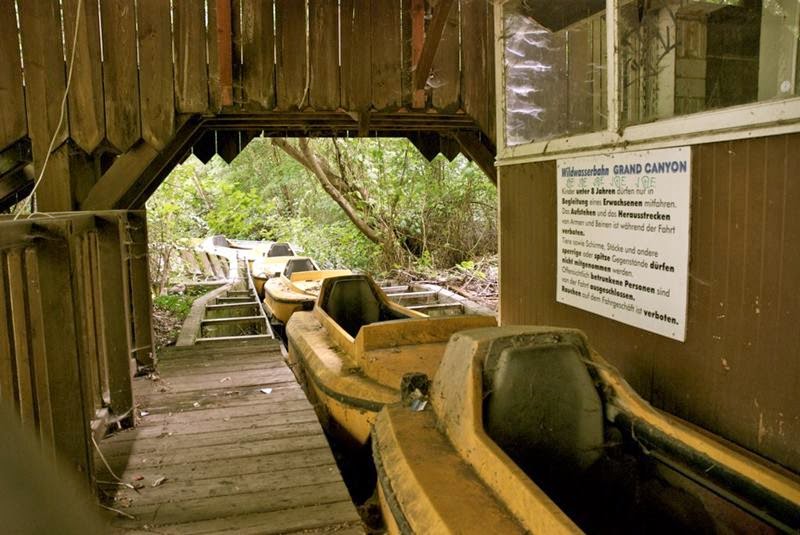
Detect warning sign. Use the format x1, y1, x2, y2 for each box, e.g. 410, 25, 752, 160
556, 147, 691, 341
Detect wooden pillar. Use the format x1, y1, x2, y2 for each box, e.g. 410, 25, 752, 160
95, 215, 134, 423
126, 212, 155, 368
36, 232, 94, 481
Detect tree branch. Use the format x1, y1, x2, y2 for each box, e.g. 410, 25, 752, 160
272, 138, 383, 244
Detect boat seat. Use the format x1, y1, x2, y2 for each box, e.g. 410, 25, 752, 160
482, 333, 604, 486
267, 242, 295, 257
321, 276, 408, 337
284, 258, 316, 277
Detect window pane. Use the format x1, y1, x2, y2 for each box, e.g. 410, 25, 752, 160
503, 1, 608, 147
620, 0, 799, 126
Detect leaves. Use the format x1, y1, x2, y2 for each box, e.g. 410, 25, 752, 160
147, 137, 497, 282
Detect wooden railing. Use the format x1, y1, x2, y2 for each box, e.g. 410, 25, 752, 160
0, 211, 154, 486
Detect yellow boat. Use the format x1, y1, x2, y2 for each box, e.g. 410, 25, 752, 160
262, 256, 351, 325
251, 242, 298, 298
373, 326, 800, 534
286, 274, 496, 448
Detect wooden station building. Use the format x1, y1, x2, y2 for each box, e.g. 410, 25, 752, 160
1, 0, 799, 524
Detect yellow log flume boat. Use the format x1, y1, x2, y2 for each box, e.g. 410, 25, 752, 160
286, 274, 497, 448
372, 326, 800, 534
251, 242, 297, 298
263, 256, 351, 325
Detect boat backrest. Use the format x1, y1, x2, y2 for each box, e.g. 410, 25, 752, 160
283, 258, 317, 277
267, 242, 295, 257
319, 275, 408, 337
482, 332, 604, 485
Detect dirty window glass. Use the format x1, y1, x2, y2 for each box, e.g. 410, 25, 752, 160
503, 0, 608, 146
620, 0, 800, 126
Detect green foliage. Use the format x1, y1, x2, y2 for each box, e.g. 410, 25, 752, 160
147, 137, 497, 284
152, 293, 194, 320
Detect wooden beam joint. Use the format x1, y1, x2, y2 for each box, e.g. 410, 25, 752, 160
412, 0, 456, 108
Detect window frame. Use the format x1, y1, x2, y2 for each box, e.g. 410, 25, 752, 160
493, 0, 800, 166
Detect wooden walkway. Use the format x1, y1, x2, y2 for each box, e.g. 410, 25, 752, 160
98, 337, 363, 534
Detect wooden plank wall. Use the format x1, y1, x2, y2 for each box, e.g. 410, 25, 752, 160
0, 0, 495, 211
0, 212, 141, 484
498, 133, 800, 474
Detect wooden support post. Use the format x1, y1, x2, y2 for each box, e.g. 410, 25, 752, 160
34, 229, 94, 483
6, 249, 34, 425
0, 252, 14, 404
95, 215, 134, 423
80, 141, 159, 210
455, 132, 497, 185
126, 213, 155, 369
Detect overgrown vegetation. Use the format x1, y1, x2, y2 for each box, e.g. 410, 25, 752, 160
152, 285, 217, 349
147, 137, 496, 291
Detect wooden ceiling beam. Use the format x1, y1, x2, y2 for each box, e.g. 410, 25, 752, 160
80, 141, 160, 210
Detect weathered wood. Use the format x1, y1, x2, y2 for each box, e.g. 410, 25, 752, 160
100, 0, 141, 153
137, 0, 175, 151
81, 142, 160, 210
275, 0, 308, 110
37, 229, 94, 482
0, 253, 15, 404
431, 0, 461, 111
455, 131, 496, 184
0, 0, 28, 151
485, 1, 496, 143
66, 148, 99, 209
214, 0, 234, 108
62, 0, 105, 154
371, 1, 403, 110
410, 132, 441, 161
309, 0, 340, 110
24, 248, 55, 451
127, 213, 155, 367
193, 130, 217, 164
109, 463, 342, 507
461, 0, 491, 136
144, 367, 296, 395
0, 168, 34, 211
86, 232, 110, 406
415, 0, 455, 92
340, 0, 372, 111
104, 421, 322, 460
6, 249, 34, 425
174, 0, 209, 113
410, 0, 425, 108
36, 146, 75, 213
216, 130, 241, 164
17, 1, 72, 211
401, 0, 413, 108
95, 217, 134, 420
129, 501, 363, 535
74, 234, 103, 413
99, 336, 359, 532
98, 446, 334, 481
119, 481, 349, 527
241, 0, 275, 110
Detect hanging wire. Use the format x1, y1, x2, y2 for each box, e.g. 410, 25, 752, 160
14, 0, 84, 220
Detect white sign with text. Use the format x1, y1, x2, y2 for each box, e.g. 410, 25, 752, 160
556, 147, 691, 341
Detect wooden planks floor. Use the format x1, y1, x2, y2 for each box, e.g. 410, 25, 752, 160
98, 337, 363, 534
